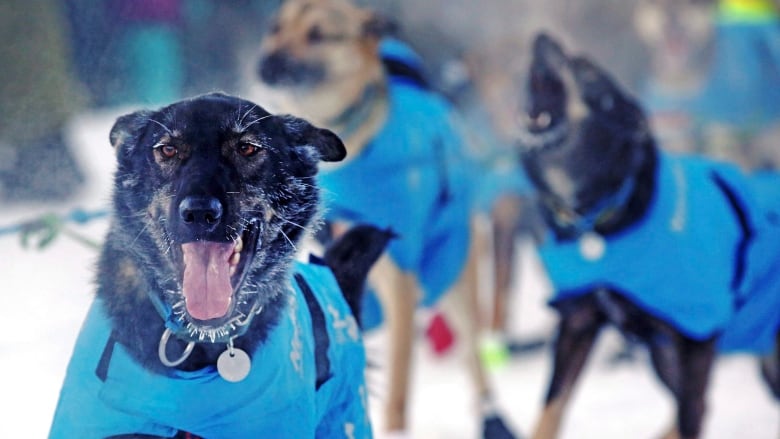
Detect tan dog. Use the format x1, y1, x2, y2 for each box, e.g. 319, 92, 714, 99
253, 0, 389, 161
252, 1, 516, 437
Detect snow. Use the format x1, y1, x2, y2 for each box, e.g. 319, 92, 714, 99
0, 112, 776, 438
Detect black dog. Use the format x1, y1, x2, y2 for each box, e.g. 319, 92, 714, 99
518, 34, 780, 439
49, 93, 392, 438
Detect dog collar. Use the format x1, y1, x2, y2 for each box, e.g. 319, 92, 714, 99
147, 290, 264, 343
148, 288, 262, 346
545, 175, 636, 237
328, 82, 383, 141
149, 291, 263, 381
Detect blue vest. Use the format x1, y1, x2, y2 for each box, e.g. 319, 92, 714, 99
49, 262, 372, 438
317, 78, 471, 309
539, 153, 780, 352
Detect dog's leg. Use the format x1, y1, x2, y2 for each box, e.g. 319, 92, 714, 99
439, 221, 517, 438
759, 332, 780, 399
647, 327, 684, 439
652, 335, 716, 439
368, 253, 420, 434
490, 194, 522, 335
675, 337, 716, 439
532, 299, 603, 439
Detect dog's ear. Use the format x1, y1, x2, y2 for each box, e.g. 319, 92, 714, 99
109, 110, 153, 156
278, 114, 346, 163
362, 12, 397, 38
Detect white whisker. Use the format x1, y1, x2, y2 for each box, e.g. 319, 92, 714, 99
148, 118, 174, 136
241, 114, 273, 131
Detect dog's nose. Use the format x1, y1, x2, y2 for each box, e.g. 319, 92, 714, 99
178, 196, 223, 232
258, 52, 284, 84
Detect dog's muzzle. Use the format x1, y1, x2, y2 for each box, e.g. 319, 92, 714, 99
257, 51, 326, 87
517, 115, 569, 151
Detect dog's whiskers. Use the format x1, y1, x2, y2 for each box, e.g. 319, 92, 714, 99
147, 118, 174, 136
129, 223, 151, 247
240, 114, 273, 131
276, 215, 307, 231
280, 230, 297, 251
236, 104, 258, 130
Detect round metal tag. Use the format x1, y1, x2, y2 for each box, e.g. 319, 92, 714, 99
217, 348, 251, 382
579, 231, 606, 261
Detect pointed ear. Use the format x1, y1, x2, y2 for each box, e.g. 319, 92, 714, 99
278, 114, 346, 162
109, 110, 153, 156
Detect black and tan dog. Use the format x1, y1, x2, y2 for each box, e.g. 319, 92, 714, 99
49, 92, 394, 438
518, 33, 780, 439
253, 1, 516, 437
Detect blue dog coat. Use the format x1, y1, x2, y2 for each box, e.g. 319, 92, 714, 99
317, 77, 471, 310
539, 153, 780, 352
49, 262, 371, 438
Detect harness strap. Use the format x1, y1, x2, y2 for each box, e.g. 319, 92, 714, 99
294, 273, 333, 390
545, 175, 637, 238
95, 331, 117, 382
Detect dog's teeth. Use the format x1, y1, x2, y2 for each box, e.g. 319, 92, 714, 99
230, 266, 237, 276
230, 252, 240, 266
234, 237, 243, 253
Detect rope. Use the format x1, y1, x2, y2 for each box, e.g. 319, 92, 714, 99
0, 207, 109, 250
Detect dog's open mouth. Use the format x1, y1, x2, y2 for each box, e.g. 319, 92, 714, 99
517, 115, 569, 151
179, 222, 260, 323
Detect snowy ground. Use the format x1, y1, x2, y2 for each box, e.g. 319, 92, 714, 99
0, 111, 777, 438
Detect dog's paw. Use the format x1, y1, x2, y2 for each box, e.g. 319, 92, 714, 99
482, 414, 520, 439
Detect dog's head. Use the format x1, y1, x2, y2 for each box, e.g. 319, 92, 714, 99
257, 0, 392, 91
108, 93, 344, 338
634, 0, 715, 81
518, 33, 656, 229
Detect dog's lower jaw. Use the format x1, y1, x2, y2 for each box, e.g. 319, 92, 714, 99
97, 238, 290, 374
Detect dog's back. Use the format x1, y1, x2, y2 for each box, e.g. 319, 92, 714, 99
317, 72, 473, 310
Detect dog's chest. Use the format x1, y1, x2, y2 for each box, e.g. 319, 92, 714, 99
51, 264, 367, 438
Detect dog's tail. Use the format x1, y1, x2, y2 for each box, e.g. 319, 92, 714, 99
322, 224, 396, 327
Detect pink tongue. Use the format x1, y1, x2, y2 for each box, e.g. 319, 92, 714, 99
182, 241, 235, 320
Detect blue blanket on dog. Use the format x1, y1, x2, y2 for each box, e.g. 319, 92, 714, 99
49, 262, 371, 438
317, 77, 471, 310
540, 153, 780, 353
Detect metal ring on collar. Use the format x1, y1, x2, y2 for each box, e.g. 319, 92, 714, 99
158, 327, 195, 367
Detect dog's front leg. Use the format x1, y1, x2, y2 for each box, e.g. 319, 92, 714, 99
438, 220, 517, 438
369, 253, 420, 434
532, 299, 603, 439
488, 194, 524, 334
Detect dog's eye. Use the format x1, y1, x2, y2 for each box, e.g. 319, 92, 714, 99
158, 144, 178, 159
238, 143, 261, 157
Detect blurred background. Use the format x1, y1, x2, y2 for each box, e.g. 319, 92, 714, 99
0, 0, 778, 437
